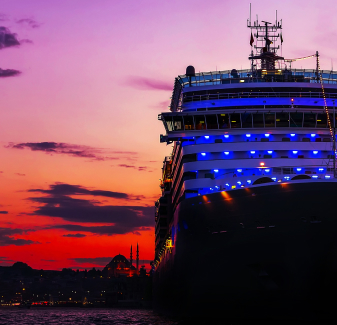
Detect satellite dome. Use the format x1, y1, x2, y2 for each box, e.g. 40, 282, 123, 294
186, 65, 195, 77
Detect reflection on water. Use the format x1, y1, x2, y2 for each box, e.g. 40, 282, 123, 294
0, 308, 178, 325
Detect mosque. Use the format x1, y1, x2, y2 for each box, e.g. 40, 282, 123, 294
104, 244, 140, 277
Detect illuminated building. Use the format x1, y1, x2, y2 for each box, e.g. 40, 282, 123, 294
104, 245, 139, 277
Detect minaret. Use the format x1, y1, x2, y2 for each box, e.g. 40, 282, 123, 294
136, 243, 139, 273
130, 245, 133, 267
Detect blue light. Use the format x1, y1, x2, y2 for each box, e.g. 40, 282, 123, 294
224, 134, 229, 138
318, 168, 324, 172
313, 151, 318, 155
246, 134, 251, 138
215, 185, 219, 189
237, 181, 242, 185
284, 176, 290, 180
312, 175, 318, 179
265, 169, 270, 172
225, 183, 230, 187
237, 169, 242, 173
267, 150, 273, 154
272, 177, 277, 181
204, 136, 209, 139
311, 133, 316, 137
325, 175, 331, 179
296, 168, 302, 171
214, 169, 219, 173
210, 187, 213, 190
292, 150, 298, 154
224, 151, 229, 155
247, 180, 252, 184
250, 150, 256, 154
290, 134, 296, 137
201, 152, 206, 156
265, 133, 270, 137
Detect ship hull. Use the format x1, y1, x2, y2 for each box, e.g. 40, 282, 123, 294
153, 181, 337, 322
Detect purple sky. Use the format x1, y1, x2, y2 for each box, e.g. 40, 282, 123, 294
0, 0, 336, 269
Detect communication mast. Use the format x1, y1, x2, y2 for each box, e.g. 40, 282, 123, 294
247, 9, 284, 71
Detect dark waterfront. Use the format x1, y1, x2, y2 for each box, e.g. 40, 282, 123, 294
0, 308, 334, 325
0, 308, 178, 325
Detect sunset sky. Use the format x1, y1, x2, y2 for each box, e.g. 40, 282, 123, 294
1, 0, 336, 270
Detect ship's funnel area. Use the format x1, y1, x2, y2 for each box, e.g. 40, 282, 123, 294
186, 66, 195, 77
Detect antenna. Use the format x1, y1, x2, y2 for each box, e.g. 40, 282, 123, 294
247, 10, 284, 70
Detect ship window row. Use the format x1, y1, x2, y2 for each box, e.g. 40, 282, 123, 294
183, 134, 332, 145
182, 90, 337, 103
188, 167, 332, 179
196, 150, 332, 160
164, 112, 337, 131
184, 87, 337, 96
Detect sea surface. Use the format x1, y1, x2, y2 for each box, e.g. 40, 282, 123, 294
0, 308, 178, 325
0, 308, 331, 324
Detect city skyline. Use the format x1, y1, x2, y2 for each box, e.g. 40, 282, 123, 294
1, 0, 336, 270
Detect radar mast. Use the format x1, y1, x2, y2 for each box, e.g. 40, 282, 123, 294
247, 9, 284, 71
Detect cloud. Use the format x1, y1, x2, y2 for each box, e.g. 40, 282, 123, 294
0, 26, 20, 49
0, 227, 38, 246
28, 183, 128, 199
15, 173, 25, 176
63, 233, 86, 238
0, 211, 8, 214
0, 68, 21, 77
117, 164, 153, 172
6, 142, 136, 161
118, 164, 135, 169
20, 39, 33, 44
126, 76, 172, 91
50, 224, 152, 236
16, 18, 41, 29
71, 257, 112, 266
41, 259, 56, 262
26, 182, 154, 235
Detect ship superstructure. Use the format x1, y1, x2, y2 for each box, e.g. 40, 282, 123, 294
154, 15, 337, 322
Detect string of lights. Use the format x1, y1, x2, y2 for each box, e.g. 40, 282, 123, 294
318, 55, 336, 177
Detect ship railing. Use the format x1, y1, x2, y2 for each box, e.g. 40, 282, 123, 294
212, 167, 334, 180
182, 91, 337, 103
176, 69, 337, 88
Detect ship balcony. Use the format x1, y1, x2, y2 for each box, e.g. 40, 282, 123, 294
181, 97, 337, 111
183, 172, 336, 197
182, 157, 333, 173
181, 141, 333, 156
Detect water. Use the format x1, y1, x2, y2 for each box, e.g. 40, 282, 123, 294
0, 308, 178, 325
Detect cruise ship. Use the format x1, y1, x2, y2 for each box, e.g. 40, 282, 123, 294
153, 16, 337, 322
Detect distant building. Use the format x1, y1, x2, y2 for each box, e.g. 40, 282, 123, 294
104, 244, 140, 277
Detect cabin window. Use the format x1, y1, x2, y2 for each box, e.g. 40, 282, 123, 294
253, 113, 264, 127
290, 113, 303, 127
173, 116, 183, 131
303, 113, 316, 127
276, 112, 289, 127
184, 116, 195, 130
264, 113, 275, 127
206, 114, 218, 129
316, 114, 327, 128
230, 113, 241, 128
166, 116, 174, 131
241, 113, 253, 128
217, 114, 229, 129
195, 115, 206, 130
